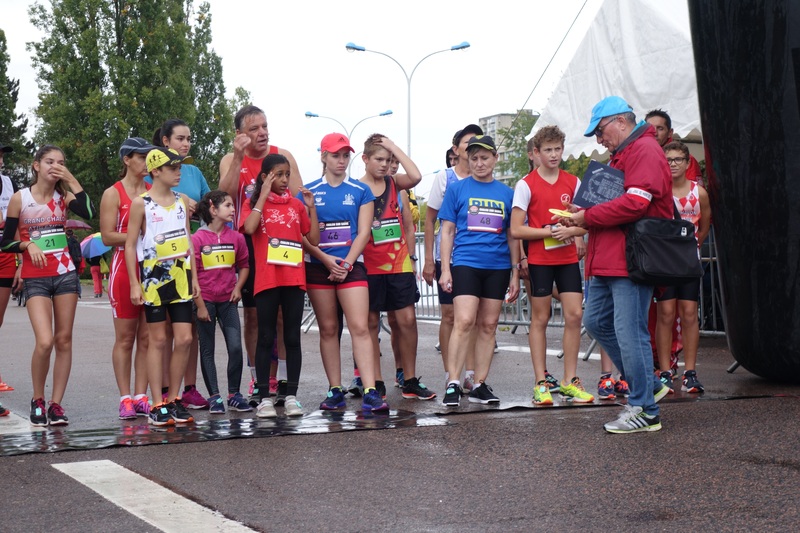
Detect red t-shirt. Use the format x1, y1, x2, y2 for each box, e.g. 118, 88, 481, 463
516, 169, 580, 266
240, 193, 311, 293
234, 146, 279, 229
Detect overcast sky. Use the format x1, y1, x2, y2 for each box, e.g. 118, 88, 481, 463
4, 0, 602, 197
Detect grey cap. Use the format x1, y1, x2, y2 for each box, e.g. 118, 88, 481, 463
119, 137, 156, 161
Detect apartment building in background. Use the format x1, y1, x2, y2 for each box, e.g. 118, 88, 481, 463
479, 109, 537, 182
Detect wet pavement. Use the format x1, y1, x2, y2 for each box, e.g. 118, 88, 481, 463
0, 286, 798, 531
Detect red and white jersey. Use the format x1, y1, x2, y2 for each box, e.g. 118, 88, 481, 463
18, 187, 74, 278
674, 181, 701, 237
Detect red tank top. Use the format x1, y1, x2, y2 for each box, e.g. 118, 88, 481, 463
110, 180, 151, 272
235, 145, 280, 229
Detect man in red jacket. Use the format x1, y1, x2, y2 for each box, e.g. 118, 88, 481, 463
566, 96, 672, 433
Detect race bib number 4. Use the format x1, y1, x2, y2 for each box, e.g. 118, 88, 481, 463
318, 221, 352, 248
371, 217, 401, 245
466, 205, 503, 234
200, 243, 235, 270
154, 229, 189, 260
267, 238, 303, 267
30, 225, 68, 255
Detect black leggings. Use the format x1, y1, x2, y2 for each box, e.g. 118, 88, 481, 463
254, 286, 305, 396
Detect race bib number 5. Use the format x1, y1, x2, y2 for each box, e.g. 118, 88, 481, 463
371, 217, 401, 245
200, 243, 235, 270
30, 225, 68, 255
318, 221, 352, 248
154, 229, 189, 260
466, 205, 503, 234
267, 238, 303, 267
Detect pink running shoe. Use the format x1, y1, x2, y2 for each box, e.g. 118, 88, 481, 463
181, 385, 209, 409
268, 376, 278, 397
248, 376, 256, 396
133, 396, 151, 417
119, 398, 136, 420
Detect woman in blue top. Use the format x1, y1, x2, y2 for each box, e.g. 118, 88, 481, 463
438, 135, 520, 407
149, 118, 211, 410
303, 133, 388, 412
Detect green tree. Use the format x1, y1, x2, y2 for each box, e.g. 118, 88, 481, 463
0, 29, 34, 187
496, 110, 538, 188
28, 0, 232, 208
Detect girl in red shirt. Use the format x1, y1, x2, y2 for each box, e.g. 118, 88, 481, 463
242, 154, 319, 417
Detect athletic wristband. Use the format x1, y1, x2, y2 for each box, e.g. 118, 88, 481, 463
251, 208, 262, 214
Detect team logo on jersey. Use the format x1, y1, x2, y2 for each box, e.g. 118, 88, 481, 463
343, 193, 355, 206
315, 195, 325, 206
561, 193, 571, 204
151, 213, 164, 223
176, 204, 186, 219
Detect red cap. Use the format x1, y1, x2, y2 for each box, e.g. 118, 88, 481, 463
320, 133, 354, 153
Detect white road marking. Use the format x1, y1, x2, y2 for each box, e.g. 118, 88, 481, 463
52, 460, 256, 533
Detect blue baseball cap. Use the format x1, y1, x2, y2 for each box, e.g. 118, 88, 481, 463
584, 96, 633, 137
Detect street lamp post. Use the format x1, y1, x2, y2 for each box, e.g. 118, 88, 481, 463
305, 110, 393, 172
345, 41, 470, 156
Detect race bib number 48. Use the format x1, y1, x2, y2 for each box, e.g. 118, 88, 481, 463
466, 205, 503, 234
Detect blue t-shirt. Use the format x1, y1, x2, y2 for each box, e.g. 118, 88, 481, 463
304, 176, 375, 263
438, 177, 513, 270
146, 163, 210, 203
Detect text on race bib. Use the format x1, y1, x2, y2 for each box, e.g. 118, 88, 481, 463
318, 221, 352, 248
466, 205, 504, 234
155, 228, 190, 260
30, 225, 67, 255
371, 217, 401, 245
200, 243, 235, 270
267, 238, 303, 267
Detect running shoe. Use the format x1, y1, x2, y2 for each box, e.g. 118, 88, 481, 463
0, 381, 14, 391
543, 371, 561, 392
149, 404, 173, 426
228, 392, 253, 412
248, 376, 255, 396
269, 376, 278, 397
283, 395, 303, 417
443, 383, 462, 406
30, 398, 48, 426
659, 371, 676, 395
604, 405, 662, 434
47, 402, 69, 426
347, 376, 364, 397
653, 384, 670, 404
257, 398, 277, 418
597, 376, 616, 400
469, 382, 500, 404
682, 370, 705, 393
376, 380, 387, 400
274, 380, 288, 407
248, 387, 262, 408
181, 385, 209, 409
401, 377, 436, 400
395, 368, 405, 388
0, 404, 8, 417
559, 377, 595, 403
169, 399, 194, 423
532, 381, 553, 405
320, 387, 346, 410
462, 374, 475, 394
133, 396, 151, 417
362, 389, 389, 412
494, 341, 499, 354
119, 398, 136, 420
434, 341, 441, 353
615, 378, 630, 398
208, 395, 226, 414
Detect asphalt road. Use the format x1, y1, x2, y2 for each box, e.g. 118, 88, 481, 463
1, 287, 798, 532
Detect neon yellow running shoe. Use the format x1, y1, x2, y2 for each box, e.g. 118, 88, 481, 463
532, 381, 553, 405
559, 377, 595, 403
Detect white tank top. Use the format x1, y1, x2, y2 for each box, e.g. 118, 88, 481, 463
136, 192, 190, 262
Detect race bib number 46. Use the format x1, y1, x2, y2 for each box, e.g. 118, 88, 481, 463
466, 206, 503, 234
30, 225, 67, 255
318, 221, 352, 248
154, 228, 189, 260
200, 243, 235, 270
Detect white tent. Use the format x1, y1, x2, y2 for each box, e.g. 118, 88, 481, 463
531, 0, 701, 159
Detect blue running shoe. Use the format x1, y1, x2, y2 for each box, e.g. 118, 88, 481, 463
597, 375, 616, 400
208, 395, 226, 414
362, 389, 389, 412
395, 368, 405, 388
320, 387, 346, 410
228, 392, 253, 412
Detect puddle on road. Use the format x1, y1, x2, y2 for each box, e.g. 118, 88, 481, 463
0, 409, 448, 457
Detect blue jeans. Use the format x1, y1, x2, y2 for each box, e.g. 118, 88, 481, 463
583, 276, 662, 415
197, 300, 244, 396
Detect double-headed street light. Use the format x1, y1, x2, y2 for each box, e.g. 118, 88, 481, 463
305, 110, 393, 172
345, 41, 470, 156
